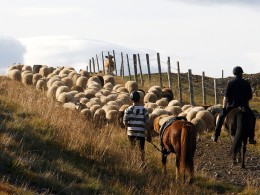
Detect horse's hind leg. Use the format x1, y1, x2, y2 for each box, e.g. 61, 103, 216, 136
187, 160, 194, 184
162, 154, 167, 175
242, 143, 246, 168
175, 156, 180, 182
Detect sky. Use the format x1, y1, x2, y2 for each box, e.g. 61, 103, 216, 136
0, 0, 260, 78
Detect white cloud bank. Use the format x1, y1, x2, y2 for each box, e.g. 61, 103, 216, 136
0, 35, 26, 74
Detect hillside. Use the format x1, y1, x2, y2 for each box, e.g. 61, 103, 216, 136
0, 75, 259, 194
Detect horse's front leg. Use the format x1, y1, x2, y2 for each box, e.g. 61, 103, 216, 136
162, 154, 167, 175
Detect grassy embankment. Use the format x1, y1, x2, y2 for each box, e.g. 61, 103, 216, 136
0, 75, 259, 194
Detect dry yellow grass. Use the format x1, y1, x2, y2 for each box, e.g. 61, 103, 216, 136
0, 75, 259, 194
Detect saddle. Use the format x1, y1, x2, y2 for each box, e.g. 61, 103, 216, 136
159, 116, 187, 156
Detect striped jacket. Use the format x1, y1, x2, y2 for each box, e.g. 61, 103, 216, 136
123, 105, 150, 137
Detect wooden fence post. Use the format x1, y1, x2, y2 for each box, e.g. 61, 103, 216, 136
113, 50, 117, 76
126, 54, 131, 81
133, 54, 138, 83
177, 61, 182, 104
222, 70, 224, 79
188, 69, 195, 106
137, 54, 144, 85
102, 52, 105, 74
89, 59, 92, 74
202, 71, 206, 105
92, 57, 95, 73
146, 54, 151, 83
214, 79, 219, 105
167, 57, 173, 90
120, 52, 124, 79
157, 53, 163, 88
96, 54, 100, 72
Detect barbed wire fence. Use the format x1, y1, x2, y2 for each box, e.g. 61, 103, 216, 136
87, 50, 253, 106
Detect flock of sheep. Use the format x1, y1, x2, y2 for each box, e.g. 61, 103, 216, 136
6, 63, 222, 133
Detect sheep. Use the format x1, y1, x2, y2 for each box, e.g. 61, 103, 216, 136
22, 72, 33, 85
165, 106, 182, 116
71, 85, 84, 92
196, 110, 215, 131
79, 69, 90, 78
39, 66, 50, 77
22, 65, 32, 72
191, 117, 206, 134
74, 92, 86, 100
72, 73, 81, 84
86, 76, 101, 86
115, 86, 128, 93
148, 87, 161, 99
156, 98, 169, 107
168, 99, 182, 107
36, 79, 47, 91
144, 92, 158, 103
104, 55, 115, 75
162, 88, 174, 102
103, 83, 113, 90
152, 107, 169, 117
113, 84, 123, 92
90, 104, 102, 115
61, 77, 74, 89
76, 76, 88, 89
32, 73, 43, 86
182, 104, 192, 112
63, 102, 76, 110
32, 65, 43, 74
117, 104, 130, 128
93, 108, 106, 125
86, 101, 99, 109
47, 85, 59, 99
186, 108, 200, 122
7, 69, 21, 81
79, 98, 89, 104
125, 81, 138, 93
52, 80, 65, 88
47, 76, 61, 88
84, 89, 96, 99
152, 114, 169, 132
144, 102, 158, 113
57, 92, 75, 103
55, 86, 70, 100
102, 104, 119, 113
207, 104, 222, 116
106, 110, 118, 123
101, 88, 112, 96
80, 108, 92, 118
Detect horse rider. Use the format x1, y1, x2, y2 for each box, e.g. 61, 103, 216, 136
212, 66, 257, 144
123, 91, 152, 162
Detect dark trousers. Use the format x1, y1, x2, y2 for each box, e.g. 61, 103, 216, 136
215, 107, 256, 139
128, 136, 145, 161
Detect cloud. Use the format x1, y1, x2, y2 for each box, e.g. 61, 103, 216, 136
19, 36, 160, 74
170, 0, 260, 6
0, 35, 26, 74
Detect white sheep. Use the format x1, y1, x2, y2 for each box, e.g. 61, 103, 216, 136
55, 86, 70, 100
7, 69, 21, 81
36, 79, 47, 91
191, 117, 206, 134
196, 110, 215, 131
125, 81, 138, 93
168, 99, 182, 107
144, 92, 158, 103
165, 105, 182, 116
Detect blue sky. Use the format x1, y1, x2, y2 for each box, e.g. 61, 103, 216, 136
0, 0, 260, 77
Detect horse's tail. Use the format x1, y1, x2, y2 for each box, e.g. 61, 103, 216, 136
232, 111, 245, 155
180, 122, 196, 175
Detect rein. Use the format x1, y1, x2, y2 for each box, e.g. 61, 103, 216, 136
148, 141, 162, 152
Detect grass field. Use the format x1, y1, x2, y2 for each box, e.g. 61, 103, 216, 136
0, 75, 259, 194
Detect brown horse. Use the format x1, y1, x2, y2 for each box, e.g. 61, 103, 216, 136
224, 107, 254, 168
155, 116, 197, 184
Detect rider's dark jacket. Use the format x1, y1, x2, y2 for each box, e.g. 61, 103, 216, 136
225, 76, 252, 108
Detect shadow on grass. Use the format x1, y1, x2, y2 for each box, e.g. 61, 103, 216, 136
0, 118, 148, 194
